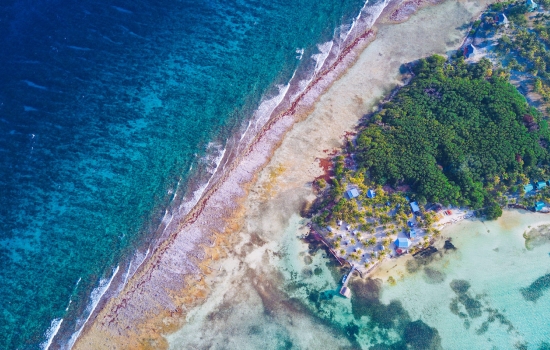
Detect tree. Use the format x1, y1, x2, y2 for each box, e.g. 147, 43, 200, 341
485, 201, 503, 220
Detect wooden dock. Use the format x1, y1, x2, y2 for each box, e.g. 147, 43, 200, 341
340, 265, 357, 298
308, 229, 346, 266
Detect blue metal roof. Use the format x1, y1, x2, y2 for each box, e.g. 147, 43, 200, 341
367, 189, 375, 198
535, 201, 545, 211
524, 184, 534, 193
395, 238, 411, 248
410, 202, 420, 213
347, 188, 359, 199
537, 181, 547, 189
409, 229, 417, 238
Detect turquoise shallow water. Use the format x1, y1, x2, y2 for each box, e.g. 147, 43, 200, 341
379, 211, 550, 349
274, 211, 550, 349
0, 0, 369, 348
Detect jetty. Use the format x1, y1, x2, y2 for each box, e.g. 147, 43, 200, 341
308, 229, 346, 265
339, 265, 357, 298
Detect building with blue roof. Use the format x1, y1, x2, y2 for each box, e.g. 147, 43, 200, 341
346, 188, 359, 199
410, 201, 420, 213
524, 184, 534, 193
409, 229, 417, 238
537, 181, 547, 190
395, 238, 411, 249
367, 189, 375, 198
535, 201, 545, 211
527, 0, 538, 11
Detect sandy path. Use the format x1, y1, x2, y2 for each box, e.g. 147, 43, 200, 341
164, 0, 496, 349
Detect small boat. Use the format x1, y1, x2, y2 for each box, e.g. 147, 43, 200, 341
342, 274, 348, 284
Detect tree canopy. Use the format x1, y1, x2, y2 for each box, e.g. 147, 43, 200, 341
354, 56, 550, 212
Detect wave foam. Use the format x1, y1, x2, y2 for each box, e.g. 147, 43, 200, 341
66, 266, 119, 349
41, 318, 63, 350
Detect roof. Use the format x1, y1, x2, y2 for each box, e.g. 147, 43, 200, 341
495, 13, 508, 24
410, 202, 420, 213
535, 201, 545, 211
367, 189, 376, 198
409, 229, 417, 238
395, 238, 411, 248
524, 184, 534, 193
527, 0, 538, 9
340, 286, 351, 298
464, 44, 476, 58
537, 181, 547, 188
346, 188, 360, 199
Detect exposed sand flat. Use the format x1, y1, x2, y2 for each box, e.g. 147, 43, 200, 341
74, 0, 495, 349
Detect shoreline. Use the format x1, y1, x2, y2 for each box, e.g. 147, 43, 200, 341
73, 0, 496, 348
71, 0, 396, 348
165, 0, 499, 348
369, 207, 550, 283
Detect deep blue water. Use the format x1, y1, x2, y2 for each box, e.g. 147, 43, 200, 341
0, 0, 368, 348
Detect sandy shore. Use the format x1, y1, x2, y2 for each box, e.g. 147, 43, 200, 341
73, 0, 496, 348
371, 208, 550, 283
165, 0, 497, 349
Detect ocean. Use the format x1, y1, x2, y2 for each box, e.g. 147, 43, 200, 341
0, 0, 375, 348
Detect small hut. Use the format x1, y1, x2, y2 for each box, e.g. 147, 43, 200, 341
495, 13, 509, 26
346, 188, 360, 199
463, 44, 476, 59
394, 238, 411, 249
367, 189, 376, 198
524, 183, 534, 193
410, 201, 420, 214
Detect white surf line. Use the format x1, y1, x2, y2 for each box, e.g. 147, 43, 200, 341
67, 266, 120, 349
42, 318, 63, 350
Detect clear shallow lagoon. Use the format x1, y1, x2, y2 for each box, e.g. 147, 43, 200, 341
0, 0, 369, 347
174, 210, 550, 349
379, 211, 550, 349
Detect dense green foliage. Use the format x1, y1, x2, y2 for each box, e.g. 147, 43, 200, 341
354, 56, 550, 212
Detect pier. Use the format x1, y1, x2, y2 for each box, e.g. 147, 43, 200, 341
339, 265, 357, 298
308, 229, 346, 265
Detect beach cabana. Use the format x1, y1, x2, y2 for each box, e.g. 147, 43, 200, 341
495, 13, 508, 25
537, 181, 547, 190
409, 229, 417, 238
410, 201, 420, 214
524, 183, 534, 193
367, 189, 376, 198
535, 201, 545, 211
346, 188, 360, 199
394, 238, 411, 249
463, 44, 476, 59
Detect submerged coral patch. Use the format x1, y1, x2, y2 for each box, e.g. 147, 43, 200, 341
520, 274, 550, 302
